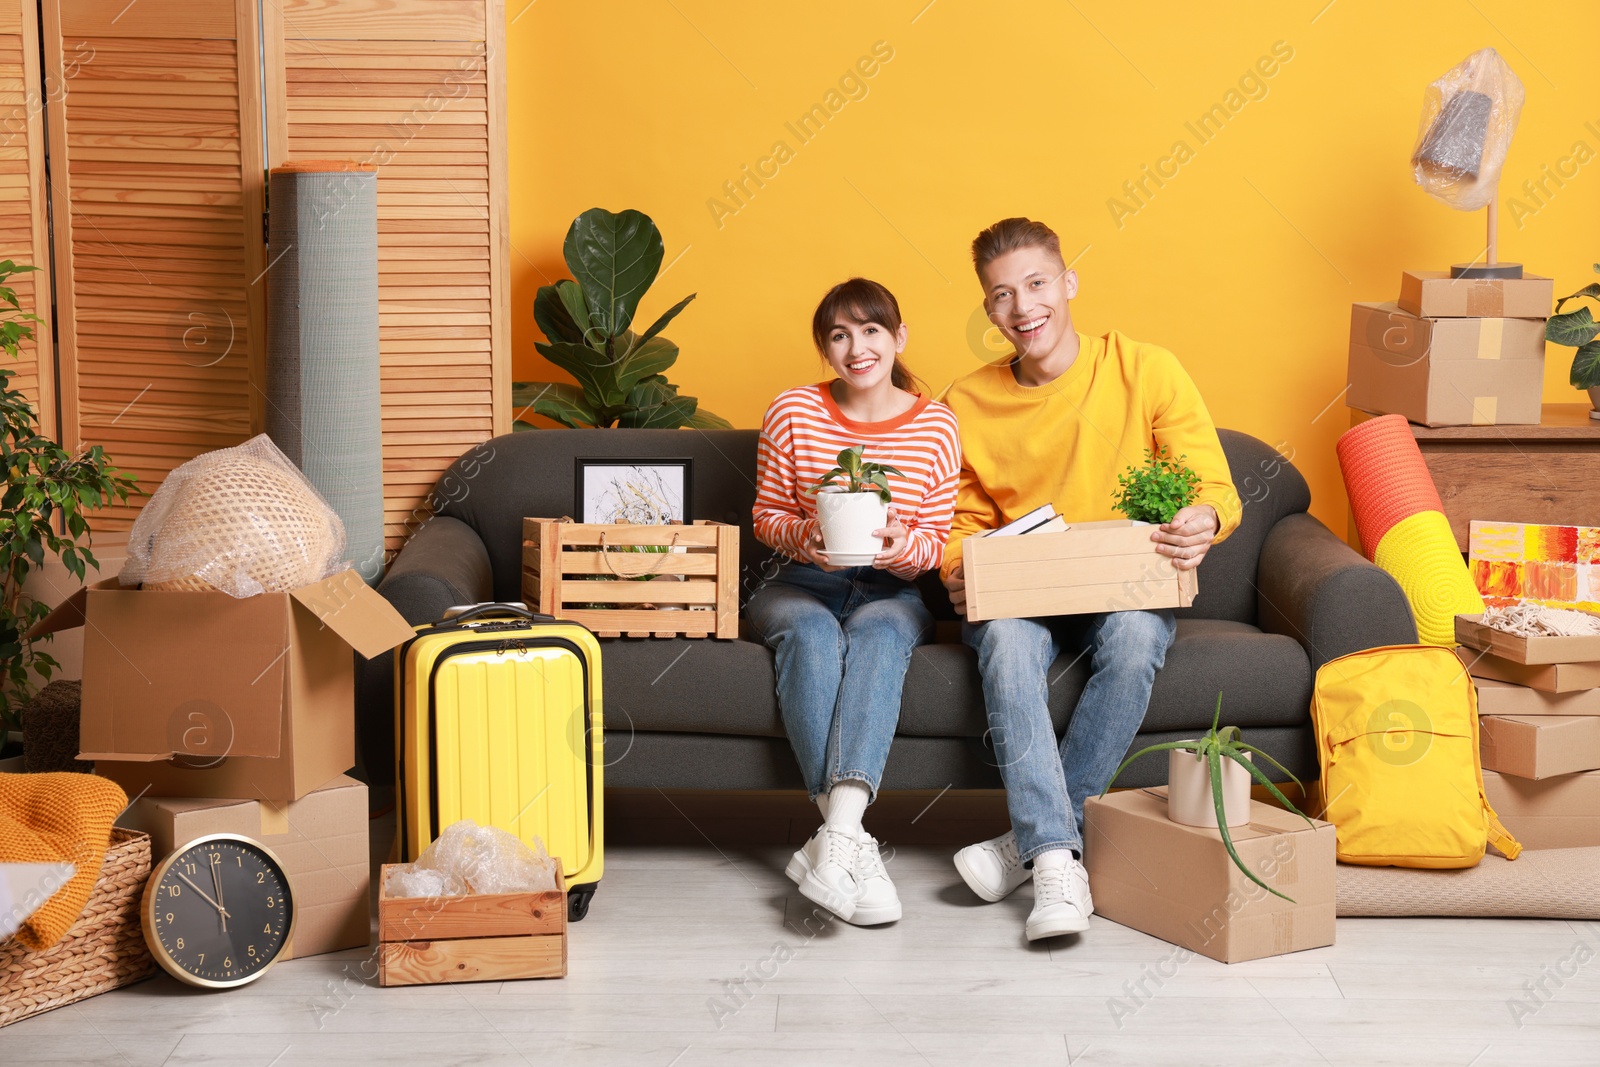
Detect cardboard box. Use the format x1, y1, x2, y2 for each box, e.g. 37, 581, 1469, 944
1480, 715, 1600, 779
1084, 789, 1336, 964
1346, 302, 1544, 427
962, 520, 1197, 622
116, 775, 371, 959
1482, 770, 1600, 850
1457, 647, 1600, 694
1474, 677, 1600, 716
1456, 613, 1600, 665
30, 569, 415, 801
1397, 270, 1554, 319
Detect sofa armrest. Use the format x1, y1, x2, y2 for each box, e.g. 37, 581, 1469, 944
355, 516, 493, 789
1256, 512, 1417, 674
377, 514, 494, 625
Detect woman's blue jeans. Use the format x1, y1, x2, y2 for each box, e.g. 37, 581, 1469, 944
745, 562, 932, 802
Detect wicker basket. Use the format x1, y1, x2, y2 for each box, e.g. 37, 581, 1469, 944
0, 828, 157, 1028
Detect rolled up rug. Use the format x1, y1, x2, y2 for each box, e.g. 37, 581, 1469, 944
1337, 415, 1484, 645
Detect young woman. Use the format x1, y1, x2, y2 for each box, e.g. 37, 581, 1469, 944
746, 277, 960, 925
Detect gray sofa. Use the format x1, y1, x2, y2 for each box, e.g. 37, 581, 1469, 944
357, 428, 1417, 794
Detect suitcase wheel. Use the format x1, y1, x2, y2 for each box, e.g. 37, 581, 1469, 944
567, 883, 597, 922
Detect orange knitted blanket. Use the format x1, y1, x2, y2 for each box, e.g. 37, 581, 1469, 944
0, 773, 127, 950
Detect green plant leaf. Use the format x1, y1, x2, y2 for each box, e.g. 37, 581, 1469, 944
616, 335, 681, 395
536, 339, 627, 408
1100, 740, 1204, 795
1555, 282, 1600, 313
1547, 306, 1599, 347
636, 293, 696, 346
1230, 741, 1307, 793
1572, 340, 1600, 390
533, 281, 584, 346
511, 381, 597, 428
621, 393, 698, 429
1224, 749, 1315, 828
683, 407, 733, 430
1211, 747, 1295, 903
563, 207, 664, 336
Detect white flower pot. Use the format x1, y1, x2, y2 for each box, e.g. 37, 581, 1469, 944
1588, 386, 1600, 419
1167, 747, 1252, 828
815, 490, 888, 556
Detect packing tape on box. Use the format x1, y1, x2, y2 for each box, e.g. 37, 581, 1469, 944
1466, 281, 1504, 317
1472, 396, 1499, 425
259, 802, 290, 837
1476, 318, 1504, 359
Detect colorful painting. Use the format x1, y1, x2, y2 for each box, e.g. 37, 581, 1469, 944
1468, 521, 1600, 612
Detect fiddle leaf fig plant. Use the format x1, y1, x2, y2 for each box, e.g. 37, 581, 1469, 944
1546, 263, 1600, 390
0, 260, 138, 736
1102, 693, 1314, 902
1110, 445, 1200, 524
513, 207, 731, 431
808, 445, 902, 504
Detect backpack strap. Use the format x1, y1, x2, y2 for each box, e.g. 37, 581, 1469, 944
1484, 808, 1523, 861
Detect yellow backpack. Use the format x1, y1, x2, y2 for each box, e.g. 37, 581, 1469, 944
1310, 644, 1521, 868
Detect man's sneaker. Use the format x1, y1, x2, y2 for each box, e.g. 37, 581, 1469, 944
844, 833, 901, 926
1025, 855, 1093, 940
785, 826, 860, 921
953, 830, 1030, 902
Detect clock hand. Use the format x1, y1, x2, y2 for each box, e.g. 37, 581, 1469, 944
209, 854, 228, 933
177, 871, 233, 921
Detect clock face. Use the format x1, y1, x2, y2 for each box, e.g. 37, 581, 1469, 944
143, 834, 296, 989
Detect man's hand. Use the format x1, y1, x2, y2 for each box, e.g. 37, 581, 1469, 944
943, 559, 967, 619
1152, 504, 1219, 571
871, 508, 909, 570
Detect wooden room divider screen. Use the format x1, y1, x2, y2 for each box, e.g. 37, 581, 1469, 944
26, 0, 507, 557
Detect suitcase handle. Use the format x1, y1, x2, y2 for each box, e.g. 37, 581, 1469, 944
442, 602, 554, 624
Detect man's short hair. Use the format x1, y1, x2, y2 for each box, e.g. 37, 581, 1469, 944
971, 217, 1064, 275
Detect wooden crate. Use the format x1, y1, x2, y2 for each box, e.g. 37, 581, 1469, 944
963, 519, 1197, 622
521, 518, 740, 639
377, 865, 566, 987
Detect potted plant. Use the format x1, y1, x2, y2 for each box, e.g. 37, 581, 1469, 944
1102, 694, 1315, 902
808, 445, 900, 562
512, 207, 731, 431
0, 260, 138, 758
1545, 263, 1600, 419
1110, 445, 1200, 524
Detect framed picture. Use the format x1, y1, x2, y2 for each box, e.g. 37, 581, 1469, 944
575, 458, 693, 525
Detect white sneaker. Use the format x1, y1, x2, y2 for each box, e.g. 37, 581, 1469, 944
845, 833, 901, 926
785, 826, 860, 921
1025, 855, 1093, 940
953, 830, 1031, 902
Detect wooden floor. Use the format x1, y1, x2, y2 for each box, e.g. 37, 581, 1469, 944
4, 826, 1600, 1065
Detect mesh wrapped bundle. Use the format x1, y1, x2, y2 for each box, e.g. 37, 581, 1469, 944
121, 434, 347, 598
1410, 47, 1524, 212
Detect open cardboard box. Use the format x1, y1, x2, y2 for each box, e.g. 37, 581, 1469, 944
962, 519, 1196, 622
1456, 614, 1600, 666
29, 569, 415, 801
1480, 715, 1600, 780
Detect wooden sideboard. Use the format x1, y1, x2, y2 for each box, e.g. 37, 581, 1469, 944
1350, 404, 1600, 552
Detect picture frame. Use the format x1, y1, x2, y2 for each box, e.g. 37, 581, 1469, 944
574, 458, 693, 525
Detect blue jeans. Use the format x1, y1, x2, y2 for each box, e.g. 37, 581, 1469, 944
963, 610, 1176, 862
746, 562, 932, 802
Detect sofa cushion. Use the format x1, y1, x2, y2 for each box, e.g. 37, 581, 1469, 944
607, 618, 1311, 741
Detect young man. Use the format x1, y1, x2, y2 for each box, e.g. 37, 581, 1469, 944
940, 217, 1241, 941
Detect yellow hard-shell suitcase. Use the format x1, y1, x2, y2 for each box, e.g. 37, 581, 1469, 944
396, 603, 604, 919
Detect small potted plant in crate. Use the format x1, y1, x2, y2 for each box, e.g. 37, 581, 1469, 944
808, 445, 900, 565
1102, 694, 1315, 901
1544, 263, 1600, 419
1111, 445, 1200, 524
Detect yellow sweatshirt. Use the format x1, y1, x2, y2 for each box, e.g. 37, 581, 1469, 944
939, 329, 1242, 582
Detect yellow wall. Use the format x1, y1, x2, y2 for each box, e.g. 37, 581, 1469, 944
508, 1, 1600, 534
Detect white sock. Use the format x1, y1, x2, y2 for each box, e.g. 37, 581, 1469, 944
823, 780, 870, 836
815, 792, 830, 820
1033, 848, 1073, 871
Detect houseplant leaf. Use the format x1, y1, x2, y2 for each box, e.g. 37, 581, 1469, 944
1554, 282, 1600, 313
563, 207, 664, 336
1211, 746, 1294, 903
1546, 306, 1599, 347
533, 280, 586, 346
1571, 339, 1600, 389
621, 393, 698, 429
510, 381, 597, 428
616, 335, 681, 395
1224, 749, 1315, 828
536, 339, 628, 408
683, 407, 733, 430
636, 293, 696, 346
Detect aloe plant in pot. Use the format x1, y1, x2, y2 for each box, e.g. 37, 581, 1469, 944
807, 445, 900, 561
1102, 693, 1315, 902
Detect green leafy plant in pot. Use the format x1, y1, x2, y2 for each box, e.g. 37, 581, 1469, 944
1110, 446, 1200, 524
513, 207, 730, 430
808, 445, 900, 559
0, 260, 138, 742
1545, 263, 1600, 418
1101, 693, 1315, 902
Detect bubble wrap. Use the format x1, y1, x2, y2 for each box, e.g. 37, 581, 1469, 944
120, 434, 347, 597
1411, 47, 1524, 212
385, 819, 561, 899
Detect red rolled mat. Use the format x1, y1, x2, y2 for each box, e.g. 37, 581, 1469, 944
1337, 414, 1446, 560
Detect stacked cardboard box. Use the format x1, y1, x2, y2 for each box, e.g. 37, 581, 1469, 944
29, 570, 415, 958
1455, 616, 1600, 849
1346, 272, 1552, 427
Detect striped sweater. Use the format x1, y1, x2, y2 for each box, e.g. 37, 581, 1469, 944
753, 383, 961, 579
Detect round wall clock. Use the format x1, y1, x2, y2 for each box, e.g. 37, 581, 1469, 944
141, 833, 297, 989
